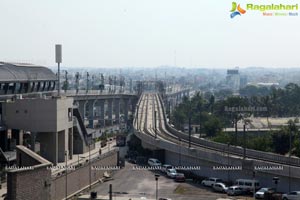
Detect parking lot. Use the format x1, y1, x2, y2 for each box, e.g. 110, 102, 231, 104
89, 162, 254, 200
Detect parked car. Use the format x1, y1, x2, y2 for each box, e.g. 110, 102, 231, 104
175, 173, 185, 182
161, 164, 173, 173
201, 177, 223, 187
212, 182, 228, 193
255, 188, 275, 199
235, 179, 260, 193
282, 191, 300, 200
227, 186, 243, 196
147, 158, 162, 167
166, 169, 177, 178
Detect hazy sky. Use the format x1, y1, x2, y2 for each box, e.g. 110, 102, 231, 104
1, 0, 300, 68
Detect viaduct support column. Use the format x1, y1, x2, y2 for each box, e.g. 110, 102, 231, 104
123, 99, 129, 123
107, 99, 113, 126
114, 99, 120, 124
98, 100, 105, 127
87, 100, 95, 128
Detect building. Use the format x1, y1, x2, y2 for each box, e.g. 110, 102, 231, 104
226, 68, 240, 93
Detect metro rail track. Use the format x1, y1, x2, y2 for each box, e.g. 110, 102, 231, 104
136, 93, 300, 168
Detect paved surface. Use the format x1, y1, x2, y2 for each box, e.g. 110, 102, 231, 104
88, 162, 254, 200
0, 181, 6, 200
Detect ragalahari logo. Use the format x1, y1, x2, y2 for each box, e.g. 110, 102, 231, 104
230, 2, 246, 18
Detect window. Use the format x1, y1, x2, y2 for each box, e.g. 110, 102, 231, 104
245, 182, 252, 186
238, 181, 244, 185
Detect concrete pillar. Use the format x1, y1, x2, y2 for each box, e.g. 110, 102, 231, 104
39, 132, 58, 165
68, 128, 73, 159
123, 99, 129, 123
107, 99, 113, 126
87, 100, 95, 128
78, 101, 87, 119
30, 132, 36, 152
114, 99, 120, 124
58, 130, 66, 162
98, 100, 105, 127
19, 130, 23, 146
131, 99, 137, 113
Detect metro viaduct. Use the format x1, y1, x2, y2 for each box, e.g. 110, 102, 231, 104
134, 93, 300, 192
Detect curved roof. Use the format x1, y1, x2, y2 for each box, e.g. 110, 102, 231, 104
0, 62, 56, 83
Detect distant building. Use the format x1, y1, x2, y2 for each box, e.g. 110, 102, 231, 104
226, 68, 240, 93
240, 75, 248, 89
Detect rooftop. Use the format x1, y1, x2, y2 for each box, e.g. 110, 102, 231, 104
0, 62, 56, 83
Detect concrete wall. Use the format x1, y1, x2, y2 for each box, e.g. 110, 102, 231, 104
50, 149, 118, 200
7, 166, 52, 200
7, 146, 52, 200
7, 146, 119, 200
136, 131, 300, 192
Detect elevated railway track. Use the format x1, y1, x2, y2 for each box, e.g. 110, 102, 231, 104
135, 93, 300, 168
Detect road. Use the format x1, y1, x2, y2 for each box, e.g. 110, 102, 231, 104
88, 162, 252, 200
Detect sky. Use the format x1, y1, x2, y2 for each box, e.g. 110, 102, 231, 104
0, 0, 300, 68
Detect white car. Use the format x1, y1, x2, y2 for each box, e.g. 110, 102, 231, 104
166, 169, 177, 178
227, 186, 243, 196
255, 188, 274, 199
147, 158, 162, 167
201, 177, 223, 187
212, 182, 228, 193
161, 164, 173, 173
282, 191, 300, 200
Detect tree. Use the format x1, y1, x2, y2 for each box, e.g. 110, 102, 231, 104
203, 115, 223, 137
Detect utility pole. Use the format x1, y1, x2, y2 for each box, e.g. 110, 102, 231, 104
109, 184, 112, 200
86, 72, 90, 94
155, 174, 160, 200
65, 151, 68, 200
136, 104, 139, 130
188, 102, 191, 148
243, 124, 246, 159
75, 72, 80, 94
289, 129, 292, 192
227, 143, 230, 182
89, 142, 91, 191
64, 70, 68, 93
154, 110, 157, 138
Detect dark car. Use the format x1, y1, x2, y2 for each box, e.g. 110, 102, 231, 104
175, 173, 185, 182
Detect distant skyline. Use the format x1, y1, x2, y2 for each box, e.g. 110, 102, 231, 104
1, 0, 300, 68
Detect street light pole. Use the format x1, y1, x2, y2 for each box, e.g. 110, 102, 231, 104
89, 143, 91, 191
243, 124, 246, 159
227, 143, 230, 182
155, 174, 160, 200
289, 130, 292, 193
65, 151, 68, 200
179, 138, 182, 166
136, 104, 139, 130
188, 112, 191, 148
